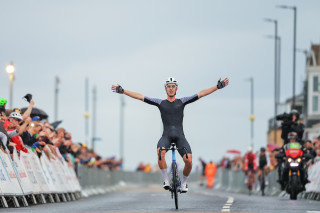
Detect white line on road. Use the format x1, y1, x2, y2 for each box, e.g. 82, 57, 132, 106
227, 196, 234, 203
191, 190, 234, 212
221, 196, 234, 212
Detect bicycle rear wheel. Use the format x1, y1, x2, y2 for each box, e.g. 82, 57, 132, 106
261, 172, 265, 196
247, 171, 254, 195
172, 163, 178, 210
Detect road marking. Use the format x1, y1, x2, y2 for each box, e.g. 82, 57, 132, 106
221, 196, 234, 212
307, 211, 320, 213
191, 190, 234, 212
227, 196, 234, 203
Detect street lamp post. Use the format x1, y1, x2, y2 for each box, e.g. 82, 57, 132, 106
248, 78, 255, 150
119, 95, 125, 169
277, 5, 297, 109
92, 86, 97, 151
84, 78, 90, 146
264, 18, 278, 144
54, 76, 60, 121
265, 35, 282, 107
5, 62, 15, 109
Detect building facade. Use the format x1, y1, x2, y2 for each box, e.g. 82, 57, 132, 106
268, 44, 320, 146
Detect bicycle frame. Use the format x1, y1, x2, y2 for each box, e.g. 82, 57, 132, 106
158, 143, 188, 210
170, 144, 180, 192
158, 143, 188, 192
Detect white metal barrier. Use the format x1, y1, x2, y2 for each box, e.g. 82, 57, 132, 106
214, 161, 320, 201
305, 160, 320, 200
0, 146, 81, 208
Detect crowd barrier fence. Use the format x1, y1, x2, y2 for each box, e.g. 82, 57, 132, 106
78, 167, 198, 197
0, 146, 81, 208
0, 149, 200, 208
213, 161, 320, 201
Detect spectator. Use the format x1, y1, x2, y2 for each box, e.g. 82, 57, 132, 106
315, 148, 320, 163
32, 116, 41, 123
304, 140, 316, 163
144, 163, 152, 173
204, 161, 218, 188
136, 162, 146, 171
199, 158, 206, 186
20, 122, 41, 147
312, 136, 320, 150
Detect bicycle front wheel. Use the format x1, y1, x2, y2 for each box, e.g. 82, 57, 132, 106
172, 163, 178, 210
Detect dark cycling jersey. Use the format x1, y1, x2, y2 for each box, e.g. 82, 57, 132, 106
144, 94, 199, 157
259, 154, 267, 169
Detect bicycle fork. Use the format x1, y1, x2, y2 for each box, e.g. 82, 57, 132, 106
171, 149, 181, 191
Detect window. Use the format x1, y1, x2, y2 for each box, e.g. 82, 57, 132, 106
313, 76, 319, 92
313, 96, 318, 112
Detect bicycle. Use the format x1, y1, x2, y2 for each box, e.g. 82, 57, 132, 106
260, 169, 265, 196
158, 143, 189, 210
247, 169, 255, 195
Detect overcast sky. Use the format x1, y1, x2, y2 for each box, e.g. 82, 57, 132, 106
1, 0, 320, 170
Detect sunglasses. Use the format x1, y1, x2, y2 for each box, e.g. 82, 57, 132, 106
166, 85, 177, 89
10, 118, 21, 122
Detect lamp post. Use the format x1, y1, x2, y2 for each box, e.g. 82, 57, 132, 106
54, 76, 60, 121
119, 95, 125, 169
92, 86, 97, 151
264, 18, 278, 144
265, 35, 282, 106
277, 5, 297, 109
247, 77, 255, 150
84, 78, 90, 146
5, 62, 15, 109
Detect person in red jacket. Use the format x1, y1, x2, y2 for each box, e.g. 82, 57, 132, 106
244, 147, 257, 184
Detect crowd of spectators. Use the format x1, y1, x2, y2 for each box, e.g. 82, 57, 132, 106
136, 162, 159, 173
0, 95, 122, 175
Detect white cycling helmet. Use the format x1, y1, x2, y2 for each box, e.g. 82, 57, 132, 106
165, 77, 178, 87
9, 112, 23, 121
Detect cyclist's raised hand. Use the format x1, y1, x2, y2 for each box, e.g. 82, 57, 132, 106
217, 78, 229, 89
111, 85, 145, 101
111, 84, 124, 94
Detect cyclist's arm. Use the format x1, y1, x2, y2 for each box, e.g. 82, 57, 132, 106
244, 154, 248, 170
256, 153, 260, 168
198, 78, 229, 99
111, 85, 144, 101
266, 152, 271, 167
124, 90, 144, 101
253, 154, 257, 171
197, 86, 218, 99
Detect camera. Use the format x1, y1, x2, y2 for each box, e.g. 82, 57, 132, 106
276, 113, 292, 123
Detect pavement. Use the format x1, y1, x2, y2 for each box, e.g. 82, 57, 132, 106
4, 183, 320, 213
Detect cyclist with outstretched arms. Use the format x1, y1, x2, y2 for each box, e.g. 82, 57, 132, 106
111, 77, 229, 192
